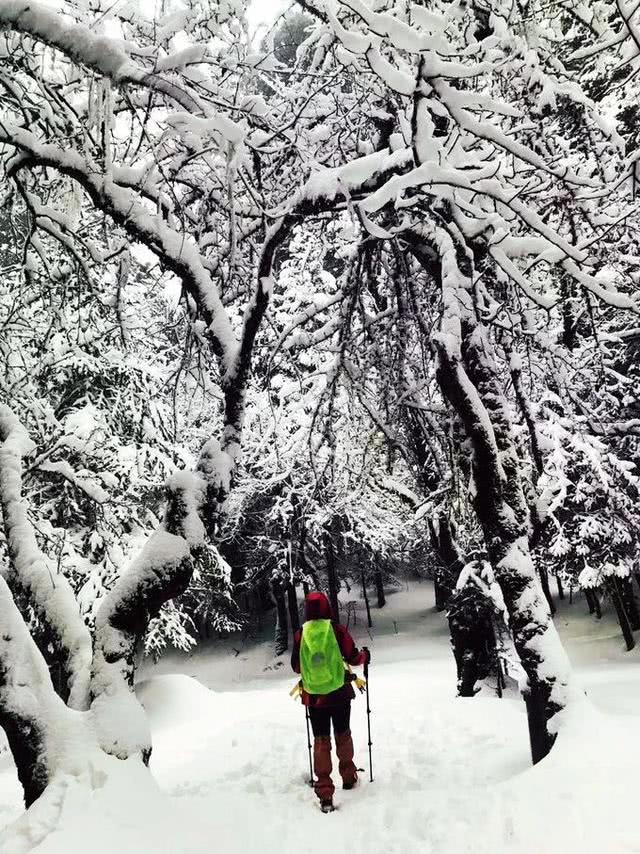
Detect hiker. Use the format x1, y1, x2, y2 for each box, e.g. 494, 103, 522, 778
291, 591, 371, 812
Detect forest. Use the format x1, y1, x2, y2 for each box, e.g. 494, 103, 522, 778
0, 0, 639, 850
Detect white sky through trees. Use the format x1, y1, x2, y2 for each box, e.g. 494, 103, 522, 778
247, 0, 288, 37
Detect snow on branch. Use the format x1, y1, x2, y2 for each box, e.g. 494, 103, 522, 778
0, 405, 92, 711
0, 574, 66, 806
562, 259, 640, 312
1, 124, 238, 371
91, 471, 205, 756
490, 247, 557, 310
0, 0, 233, 119
359, 161, 586, 264
430, 78, 600, 189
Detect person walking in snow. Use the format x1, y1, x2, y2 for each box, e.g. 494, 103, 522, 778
291, 591, 371, 812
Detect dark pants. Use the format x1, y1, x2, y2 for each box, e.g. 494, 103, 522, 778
309, 702, 351, 737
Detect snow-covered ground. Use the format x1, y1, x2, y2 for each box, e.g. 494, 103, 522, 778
1, 580, 640, 853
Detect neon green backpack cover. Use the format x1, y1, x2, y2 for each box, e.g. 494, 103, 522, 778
300, 619, 345, 695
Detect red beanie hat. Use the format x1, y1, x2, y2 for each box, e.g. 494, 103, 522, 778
305, 591, 332, 621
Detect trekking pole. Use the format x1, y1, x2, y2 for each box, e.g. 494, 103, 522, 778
363, 647, 373, 782
305, 704, 314, 787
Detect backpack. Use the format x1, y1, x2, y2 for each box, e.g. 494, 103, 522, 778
300, 619, 345, 695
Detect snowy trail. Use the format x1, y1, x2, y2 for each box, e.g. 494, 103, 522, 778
140, 671, 531, 854
137, 584, 640, 854
141, 674, 530, 851
1, 582, 640, 853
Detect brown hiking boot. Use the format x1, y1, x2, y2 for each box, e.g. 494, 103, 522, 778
335, 730, 358, 790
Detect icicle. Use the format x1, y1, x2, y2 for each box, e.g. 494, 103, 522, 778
102, 78, 113, 181
85, 76, 96, 157
66, 177, 82, 231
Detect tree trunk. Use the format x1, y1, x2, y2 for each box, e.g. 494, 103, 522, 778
374, 569, 386, 608
0, 216, 290, 804
448, 616, 480, 697
556, 574, 565, 601
584, 588, 596, 615
287, 583, 300, 634
538, 566, 556, 615
434, 579, 449, 612
593, 590, 602, 619
361, 571, 373, 628
429, 512, 493, 697
435, 319, 570, 764
608, 578, 635, 651
324, 531, 340, 622
428, 513, 464, 610
0, 575, 76, 806
272, 582, 289, 656
0, 406, 93, 710
621, 577, 640, 631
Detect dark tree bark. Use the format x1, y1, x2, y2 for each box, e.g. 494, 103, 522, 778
374, 569, 386, 608
556, 574, 565, 601
361, 571, 373, 628
560, 273, 578, 351
608, 578, 635, 651
621, 577, 640, 631
324, 528, 340, 622
1, 715, 49, 808
287, 583, 301, 634
510, 356, 544, 477
448, 616, 493, 698
433, 579, 449, 612
593, 590, 602, 619
430, 513, 494, 698
584, 588, 596, 615
435, 318, 570, 764
538, 566, 556, 616
456, 650, 480, 697
428, 513, 464, 611
0, 407, 92, 710
272, 581, 289, 656
0, 574, 73, 807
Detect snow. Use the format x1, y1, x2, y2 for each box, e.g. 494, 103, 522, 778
90, 526, 192, 757
165, 470, 206, 546
166, 112, 245, 147
2, 582, 640, 852
0, 406, 93, 711
0, 0, 208, 115
303, 148, 412, 204
0, 123, 240, 374
38, 461, 109, 504
365, 47, 415, 96
155, 46, 208, 73
0, 1, 131, 78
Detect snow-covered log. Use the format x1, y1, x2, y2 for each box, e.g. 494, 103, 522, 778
0, 406, 92, 710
